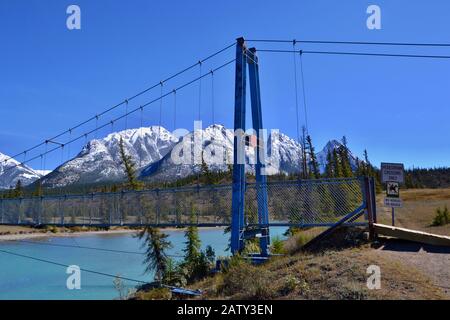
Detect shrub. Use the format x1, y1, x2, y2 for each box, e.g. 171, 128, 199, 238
134, 287, 172, 300
432, 206, 450, 226
280, 275, 300, 294
218, 256, 274, 299
270, 236, 285, 254
283, 230, 317, 254
242, 238, 261, 255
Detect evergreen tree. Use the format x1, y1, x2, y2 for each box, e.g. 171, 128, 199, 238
183, 205, 201, 268
363, 149, 370, 176
332, 149, 343, 178
325, 150, 334, 178
200, 153, 212, 185
300, 126, 308, 179
362, 149, 382, 193
138, 227, 172, 284
13, 180, 23, 198
306, 135, 320, 179
32, 181, 43, 197
119, 137, 141, 190
339, 136, 353, 178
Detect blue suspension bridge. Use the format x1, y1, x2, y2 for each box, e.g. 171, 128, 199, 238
2, 36, 450, 259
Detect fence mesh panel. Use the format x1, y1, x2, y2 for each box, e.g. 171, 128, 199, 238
0, 178, 366, 227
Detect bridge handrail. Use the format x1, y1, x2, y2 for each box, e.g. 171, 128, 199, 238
0, 176, 365, 203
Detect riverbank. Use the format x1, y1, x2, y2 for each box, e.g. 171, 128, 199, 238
0, 225, 225, 241
0, 228, 137, 241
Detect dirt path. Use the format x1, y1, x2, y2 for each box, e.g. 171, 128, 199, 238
377, 239, 450, 298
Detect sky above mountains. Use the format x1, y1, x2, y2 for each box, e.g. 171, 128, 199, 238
1, 0, 450, 170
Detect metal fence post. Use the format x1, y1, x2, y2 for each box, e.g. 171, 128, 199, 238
89, 193, 94, 225
39, 196, 43, 225
139, 191, 143, 226
18, 198, 22, 224
173, 190, 178, 225
60, 196, 66, 225
156, 189, 160, 225
196, 185, 200, 225
364, 177, 376, 240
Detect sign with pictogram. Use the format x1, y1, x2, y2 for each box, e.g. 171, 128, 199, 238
386, 181, 400, 198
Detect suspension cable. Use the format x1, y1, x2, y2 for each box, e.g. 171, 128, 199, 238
292, 41, 302, 180
292, 41, 301, 144
196, 61, 203, 186
125, 99, 129, 130
211, 70, 215, 125
11, 239, 184, 258
173, 90, 177, 130
256, 49, 450, 59
2, 42, 235, 165
299, 51, 309, 134
247, 39, 450, 47
159, 81, 164, 137
4, 59, 236, 173
0, 248, 147, 284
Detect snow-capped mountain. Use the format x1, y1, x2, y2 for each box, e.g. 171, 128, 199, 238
316, 139, 358, 172
27, 124, 359, 188
0, 152, 44, 189
140, 125, 306, 182
40, 126, 179, 188
141, 124, 237, 181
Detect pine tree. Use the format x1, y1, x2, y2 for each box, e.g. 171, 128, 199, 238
362, 149, 382, 193
200, 153, 212, 185
32, 181, 43, 197
306, 135, 320, 179
138, 227, 172, 284
325, 150, 334, 178
332, 149, 343, 178
300, 126, 308, 179
363, 149, 370, 176
13, 180, 23, 198
183, 205, 201, 268
339, 136, 353, 178
119, 137, 141, 190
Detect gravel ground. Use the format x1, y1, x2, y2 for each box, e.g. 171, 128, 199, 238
377, 238, 450, 298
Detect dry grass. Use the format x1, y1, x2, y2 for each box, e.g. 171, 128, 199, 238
283, 228, 326, 254
376, 188, 450, 236
0, 225, 38, 235
400, 188, 450, 201
190, 245, 446, 300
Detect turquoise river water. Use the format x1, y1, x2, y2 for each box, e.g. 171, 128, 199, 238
0, 227, 287, 300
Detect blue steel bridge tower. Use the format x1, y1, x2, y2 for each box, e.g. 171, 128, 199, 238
230, 37, 270, 257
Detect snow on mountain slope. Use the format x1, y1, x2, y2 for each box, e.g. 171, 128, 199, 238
40, 126, 179, 188
140, 125, 304, 182
0, 152, 42, 189
316, 139, 358, 172
29, 124, 359, 188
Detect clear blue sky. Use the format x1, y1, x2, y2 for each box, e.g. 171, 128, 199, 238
1, 0, 450, 171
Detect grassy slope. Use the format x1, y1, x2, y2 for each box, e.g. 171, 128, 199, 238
377, 188, 450, 236
190, 243, 447, 300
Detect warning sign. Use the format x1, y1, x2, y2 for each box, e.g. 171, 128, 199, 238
384, 197, 403, 208
381, 163, 404, 183
386, 181, 400, 198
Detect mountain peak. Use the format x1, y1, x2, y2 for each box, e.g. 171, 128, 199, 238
0, 152, 42, 189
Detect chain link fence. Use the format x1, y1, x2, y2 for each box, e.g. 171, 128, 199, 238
0, 178, 367, 227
